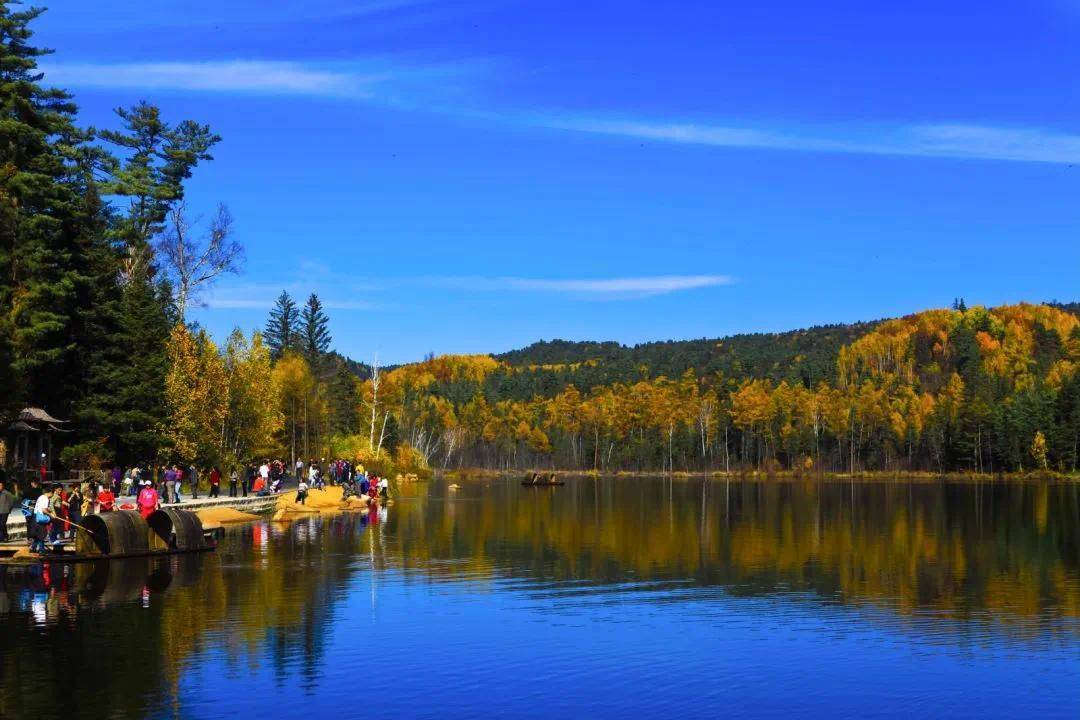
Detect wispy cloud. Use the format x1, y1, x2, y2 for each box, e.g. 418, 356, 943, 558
432, 275, 733, 298
201, 280, 379, 311
44, 55, 1080, 166
539, 116, 1080, 165
43, 60, 379, 98
42, 56, 490, 106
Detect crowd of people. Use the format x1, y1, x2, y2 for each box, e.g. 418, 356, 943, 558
0, 458, 391, 554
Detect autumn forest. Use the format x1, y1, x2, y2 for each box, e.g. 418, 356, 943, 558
0, 7, 1077, 479
356, 301, 1080, 476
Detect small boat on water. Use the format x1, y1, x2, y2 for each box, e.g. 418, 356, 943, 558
0, 508, 216, 565
521, 472, 565, 487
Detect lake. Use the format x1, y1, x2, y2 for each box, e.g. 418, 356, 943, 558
1, 476, 1078, 719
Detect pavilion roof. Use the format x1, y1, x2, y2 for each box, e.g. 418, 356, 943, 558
18, 407, 66, 424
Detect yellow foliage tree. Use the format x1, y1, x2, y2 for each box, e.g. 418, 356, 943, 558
163, 325, 228, 464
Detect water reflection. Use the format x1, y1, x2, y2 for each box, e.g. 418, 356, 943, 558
0, 478, 1077, 719
394, 477, 1080, 625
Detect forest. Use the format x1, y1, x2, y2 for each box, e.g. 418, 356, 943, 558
367, 301, 1080, 475
1, 5, 1078, 478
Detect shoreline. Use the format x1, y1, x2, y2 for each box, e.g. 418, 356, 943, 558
442, 468, 1080, 483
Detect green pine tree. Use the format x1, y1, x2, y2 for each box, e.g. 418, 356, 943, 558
300, 293, 331, 369
111, 276, 173, 462
264, 290, 299, 360
98, 100, 220, 278
0, 4, 96, 416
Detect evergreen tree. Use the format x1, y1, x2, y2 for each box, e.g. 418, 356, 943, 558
300, 293, 331, 367
111, 276, 172, 462
99, 101, 219, 278
264, 290, 299, 360
0, 4, 93, 416
329, 362, 360, 435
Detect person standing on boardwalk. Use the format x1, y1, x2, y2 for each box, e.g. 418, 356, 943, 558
242, 464, 253, 497
209, 467, 221, 498
229, 467, 238, 497
164, 466, 177, 504
66, 484, 83, 540
189, 464, 199, 500
49, 485, 66, 546
31, 486, 52, 553
296, 478, 309, 505
0, 480, 15, 543
81, 483, 94, 517
137, 482, 160, 519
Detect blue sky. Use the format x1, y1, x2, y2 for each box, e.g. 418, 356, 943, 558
33, 1, 1080, 363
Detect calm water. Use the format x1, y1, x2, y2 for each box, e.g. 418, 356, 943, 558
2, 477, 1079, 719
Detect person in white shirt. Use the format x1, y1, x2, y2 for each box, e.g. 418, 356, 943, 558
31, 487, 53, 553
259, 462, 270, 481
296, 480, 309, 505
377, 476, 389, 499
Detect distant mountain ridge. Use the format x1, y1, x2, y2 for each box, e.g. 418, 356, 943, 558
494, 320, 879, 388
493, 302, 1080, 385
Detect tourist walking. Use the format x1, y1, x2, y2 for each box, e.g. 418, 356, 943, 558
209, 467, 221, 498
229, 468, 238, 497
0, 480, 14, 542
297, 479, 309, 505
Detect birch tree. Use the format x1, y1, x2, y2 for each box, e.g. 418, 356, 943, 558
157, 201, 243, 320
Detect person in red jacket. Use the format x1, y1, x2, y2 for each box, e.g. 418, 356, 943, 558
97, 484, 116, 512
136, 483, 159, 519
209, 467, 221, 498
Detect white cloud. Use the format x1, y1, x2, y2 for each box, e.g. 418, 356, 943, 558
44, 57, 1080, 166
201, 280, 379, 311
434, 275, 733, 298
42, 60, 376, 97
540, 116, 1080, 165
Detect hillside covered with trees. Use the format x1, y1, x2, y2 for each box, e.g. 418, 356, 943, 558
366, 302, 1080, 475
